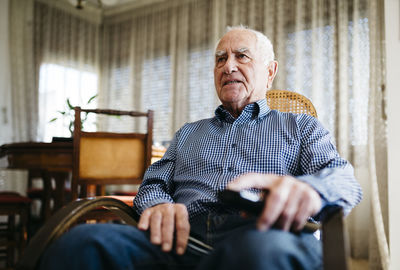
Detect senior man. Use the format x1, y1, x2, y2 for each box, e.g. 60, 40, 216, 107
40, 26, 362, 270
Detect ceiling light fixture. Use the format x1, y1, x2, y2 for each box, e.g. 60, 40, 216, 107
69, 0, 120, 9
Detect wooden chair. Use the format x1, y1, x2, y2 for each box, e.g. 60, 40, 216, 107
26, 170, 71, 222
72, 107, 153, 201
17, 92, 349, 270
0, 192, 31, 269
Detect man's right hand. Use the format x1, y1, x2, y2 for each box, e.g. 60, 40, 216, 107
137, 203, 190, 255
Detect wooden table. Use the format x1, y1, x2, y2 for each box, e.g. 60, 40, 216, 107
0, 142, 73, 220
0, 142, 166, 220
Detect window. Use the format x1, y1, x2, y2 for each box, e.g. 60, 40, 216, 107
38, 63, 98, 141
285, 18, 370, 146
188, 49, 216, 123
141, 55, 172, 144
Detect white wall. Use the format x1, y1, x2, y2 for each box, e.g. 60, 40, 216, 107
385, 0, 400, 269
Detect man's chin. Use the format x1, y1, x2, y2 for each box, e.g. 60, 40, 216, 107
221, 83, 244, 92
218, 89, 245, 102
220, 95, 243, 104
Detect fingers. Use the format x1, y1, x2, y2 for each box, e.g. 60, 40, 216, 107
292, 186, 322, 231
291, 199, 310, 232
174, 204, 190, 255
138, 208, 151, 230
273, 184, 303, 231
150, 210, 163, 245
137, 203, 190, 255
257, 177, 291, 231
160, 205, 174, 251
228, 173, 322, 232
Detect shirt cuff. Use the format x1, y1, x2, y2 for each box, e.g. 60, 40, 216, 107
134, 198, 173, 215
296, 167, 347, 219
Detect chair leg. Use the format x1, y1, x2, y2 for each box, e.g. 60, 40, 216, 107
53, 173, 67, 211
42, 171, 53, 221
0, 206, 31, 269
20, 207, 29, 253
7, 215, 16, 268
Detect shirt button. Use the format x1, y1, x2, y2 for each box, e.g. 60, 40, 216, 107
231, 143, 237, 148
227, 167, 233, 172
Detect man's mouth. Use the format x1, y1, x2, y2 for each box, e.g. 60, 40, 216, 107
223, 80, 242, 86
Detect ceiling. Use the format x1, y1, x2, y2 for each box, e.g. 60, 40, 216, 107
86, 0, 141, 8
70, 0, 166, 11
63, 0, 169, 17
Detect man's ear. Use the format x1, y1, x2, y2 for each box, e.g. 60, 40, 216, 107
266, 61, 278, 89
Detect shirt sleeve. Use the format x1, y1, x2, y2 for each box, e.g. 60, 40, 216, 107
132, 129, 181, 215
295, 115, 363, 217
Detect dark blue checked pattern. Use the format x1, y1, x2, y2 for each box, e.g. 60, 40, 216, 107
133, 99, 362, 220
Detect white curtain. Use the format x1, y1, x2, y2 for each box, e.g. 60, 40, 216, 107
367, 1, 389, 269
34, 0, 102, 140
1, 0, 36, 194
4, 0, 388, 268
2, 0, 101, 193
100, 0, 218, 142
9, 0, 37, 142
100, 0, 388, 267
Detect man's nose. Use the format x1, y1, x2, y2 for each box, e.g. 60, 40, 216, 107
223, 56, 238, 74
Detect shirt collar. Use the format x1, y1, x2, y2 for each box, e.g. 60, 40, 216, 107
215, 99, 271, 123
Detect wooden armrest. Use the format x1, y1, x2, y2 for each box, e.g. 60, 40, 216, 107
17, 197, 138, 270
322, 207, 350, 270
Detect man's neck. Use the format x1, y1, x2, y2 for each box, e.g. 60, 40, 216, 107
222, 99, 261, 118
224, 107, 243, 118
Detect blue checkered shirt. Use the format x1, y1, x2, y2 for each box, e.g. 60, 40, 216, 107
133, 99, 362, 221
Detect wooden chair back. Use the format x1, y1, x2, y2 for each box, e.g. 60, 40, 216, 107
72, 107, 153, 200
266, 89, 318, 118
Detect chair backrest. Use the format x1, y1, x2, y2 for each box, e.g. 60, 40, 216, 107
266, 89, 318, 118
72, 107, 153, 200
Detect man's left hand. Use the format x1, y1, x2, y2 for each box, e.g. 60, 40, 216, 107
227, 173, 322, 232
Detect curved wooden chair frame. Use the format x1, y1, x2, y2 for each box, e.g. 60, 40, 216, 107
17, 91, 349, 270
17, 197, 215, 270
17, 197, 347, 270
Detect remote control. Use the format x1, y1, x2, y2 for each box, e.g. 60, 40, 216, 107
218, 189, 266, 215
218, 189, 320, 233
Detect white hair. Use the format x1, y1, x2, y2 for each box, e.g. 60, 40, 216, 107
216, 25, 275, 66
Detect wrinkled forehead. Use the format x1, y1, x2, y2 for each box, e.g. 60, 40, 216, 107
215, 30, 258, 54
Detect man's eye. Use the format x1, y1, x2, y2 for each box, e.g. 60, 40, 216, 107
216, 57, 226, 63
237, 54, 248, 59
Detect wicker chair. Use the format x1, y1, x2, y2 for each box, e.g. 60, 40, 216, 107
17, 91, 349, 270
266, 89, 317, 117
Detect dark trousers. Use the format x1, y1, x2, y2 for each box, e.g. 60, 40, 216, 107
39, 213, 322, 270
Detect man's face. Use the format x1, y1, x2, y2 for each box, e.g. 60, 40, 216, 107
214, 29, 276, 111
